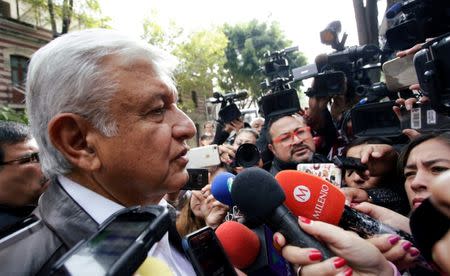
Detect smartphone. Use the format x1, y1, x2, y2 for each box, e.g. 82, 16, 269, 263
182, 226, 237, 276
181, 168, 209, 190
51, 205, 171, 276
382, 55, 419, 91
297, 163, 342, 187
186, 145, 221, 169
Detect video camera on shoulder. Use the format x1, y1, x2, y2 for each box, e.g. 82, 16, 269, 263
259, 47, 302, 119
384, 0, 450, 51
295, 21, 381, 100
414, 33, 450, 113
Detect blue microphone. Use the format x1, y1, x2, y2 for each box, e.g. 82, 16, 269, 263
211, 172, 235, 206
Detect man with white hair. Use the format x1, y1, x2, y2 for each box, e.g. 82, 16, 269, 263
0, 29, 196, 275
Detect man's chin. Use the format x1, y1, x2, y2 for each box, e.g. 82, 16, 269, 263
292, 150, 313, 163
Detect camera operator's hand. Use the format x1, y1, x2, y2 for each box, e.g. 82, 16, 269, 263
392, 97, 429, 140
273, 217, 395, 276
224, 118, 244, 134
358, 144, 398, 177
352, 202, 411, 234
367, 234, 420, 271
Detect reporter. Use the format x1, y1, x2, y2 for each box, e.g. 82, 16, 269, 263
398, 132, 450, 210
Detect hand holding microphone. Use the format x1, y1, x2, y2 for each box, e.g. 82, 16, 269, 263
230, 168, 335, 259
275, 170, 414, 241
273, 218, 395, 276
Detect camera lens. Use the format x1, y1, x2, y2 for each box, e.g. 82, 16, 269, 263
235, 144, 260, 168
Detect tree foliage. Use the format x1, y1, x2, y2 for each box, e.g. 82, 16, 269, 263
173, 29, 228, 113
219, 20, 307, 101
141, 17, 307, 112
0, 106, 28, 124
19, 0, 110, 36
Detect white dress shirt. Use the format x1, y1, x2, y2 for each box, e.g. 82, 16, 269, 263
59, 175, 196, 276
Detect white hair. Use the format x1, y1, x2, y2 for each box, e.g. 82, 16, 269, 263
26, 29, 178, 178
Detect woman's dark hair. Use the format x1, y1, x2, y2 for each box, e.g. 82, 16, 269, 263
397, 132, 450, 177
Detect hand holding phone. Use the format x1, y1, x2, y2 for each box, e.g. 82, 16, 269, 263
182, 226, 237, 276
187, 145, 221, 169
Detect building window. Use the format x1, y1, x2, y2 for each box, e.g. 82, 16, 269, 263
191, 90, 198, 108
10, 55, 29, 86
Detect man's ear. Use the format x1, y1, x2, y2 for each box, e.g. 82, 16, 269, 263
268, 143, 275, 154
48, 113, 101, 171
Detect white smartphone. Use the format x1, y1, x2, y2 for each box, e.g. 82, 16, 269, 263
382, 55, 419, 91
186, 144, 221, 169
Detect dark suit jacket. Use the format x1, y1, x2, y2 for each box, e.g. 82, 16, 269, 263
0, 179, 99, 275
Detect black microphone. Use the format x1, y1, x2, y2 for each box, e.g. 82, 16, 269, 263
410, 198, 450, 262
230, 167, 334, 259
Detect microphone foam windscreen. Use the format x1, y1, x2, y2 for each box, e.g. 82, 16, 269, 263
410, 198, 450, 262
215, 221, 260, 269
231, 168, 285, 218
211, 172, 235, 206
275, 170, 346, 225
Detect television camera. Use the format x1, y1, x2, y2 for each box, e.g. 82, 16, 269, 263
208, 91, 248, 123
259, 46, 302, 119
384, 0, 450, 51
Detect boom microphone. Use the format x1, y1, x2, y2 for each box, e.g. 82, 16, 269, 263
216, 221, 294, 275
230, 168, 334, 259
275, 170, 414, 241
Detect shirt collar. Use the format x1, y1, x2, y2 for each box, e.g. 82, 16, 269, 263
58, 175, 124, 225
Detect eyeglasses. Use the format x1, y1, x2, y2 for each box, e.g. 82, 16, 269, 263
272, 127, 311, 145
0, 152, 40, 166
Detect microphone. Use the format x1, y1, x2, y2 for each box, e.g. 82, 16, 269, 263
275, 170, 414, 241
230, 167, 334, 259
215, 221, 260, 269
135, 257, 173, 276
211, 172, 235, 206
216, 221, 294, 275
410, 198, 450, 262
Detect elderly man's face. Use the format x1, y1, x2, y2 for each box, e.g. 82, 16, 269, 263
268, 116, 315, 164
92, 57, 196, 205
0, 140, 48, 206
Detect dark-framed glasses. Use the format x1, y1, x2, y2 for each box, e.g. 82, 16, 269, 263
0, 152, 40, 166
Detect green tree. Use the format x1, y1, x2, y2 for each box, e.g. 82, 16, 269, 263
0, 106, 28, 124
18, 0, 110, 36
219, 20, 307, 103
173, 28, 228, 113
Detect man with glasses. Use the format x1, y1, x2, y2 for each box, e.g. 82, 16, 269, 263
0, 29, 197, 275
0, 121, 48, 230
267, 114, 330, 175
